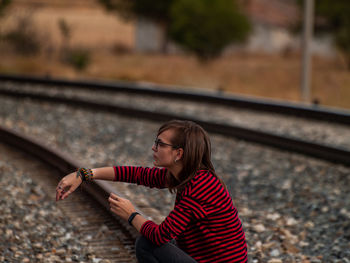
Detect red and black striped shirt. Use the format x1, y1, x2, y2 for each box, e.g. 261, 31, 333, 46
113, 166, 248, 262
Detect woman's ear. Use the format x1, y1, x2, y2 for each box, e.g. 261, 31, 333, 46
177, 148, 184, 160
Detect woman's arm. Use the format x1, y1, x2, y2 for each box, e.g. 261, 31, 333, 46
114, 166, 168, 189
140, 196, 207, 246
91, 167, 115, 180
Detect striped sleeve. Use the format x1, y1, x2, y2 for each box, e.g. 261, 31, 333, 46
140, 196, 207, 246
113, 166, 167, 189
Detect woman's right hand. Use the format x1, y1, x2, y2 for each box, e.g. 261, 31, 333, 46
56, 172, 82, 201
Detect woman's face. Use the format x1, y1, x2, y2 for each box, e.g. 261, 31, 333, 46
152, 129, 179, 168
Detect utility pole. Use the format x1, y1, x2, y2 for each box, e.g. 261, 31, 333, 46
300, 0, 314, 103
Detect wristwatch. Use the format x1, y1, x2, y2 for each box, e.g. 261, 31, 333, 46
128, 212, 140, 225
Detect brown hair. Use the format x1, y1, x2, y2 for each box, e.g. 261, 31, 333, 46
157, 120, 226, 193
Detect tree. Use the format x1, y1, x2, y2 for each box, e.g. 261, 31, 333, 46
98, 0, 251, 60
98, 0, 174, 52
0, 0, 11, 17
98, 0, 174, 23
297, 0, 350, 68
316, 0, 350, 68
169, 0, 251, 60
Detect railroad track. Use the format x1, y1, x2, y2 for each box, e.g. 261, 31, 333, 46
1, 75, 350, 262
0, 74, 349, 166
1, 73, 350, 125
0, 126, 138, 262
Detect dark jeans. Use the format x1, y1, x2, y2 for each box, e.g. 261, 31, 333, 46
135, 236, 197, 263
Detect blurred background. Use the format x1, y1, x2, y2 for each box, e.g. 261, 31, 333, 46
0, 0, 349, 109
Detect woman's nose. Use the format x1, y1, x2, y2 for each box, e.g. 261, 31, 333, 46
152, 144, 157, 152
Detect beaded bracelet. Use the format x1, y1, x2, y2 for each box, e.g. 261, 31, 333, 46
76, 168, 94, 181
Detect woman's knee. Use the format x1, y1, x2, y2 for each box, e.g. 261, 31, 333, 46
135, 236, 158, 262
135, 236, 152, 254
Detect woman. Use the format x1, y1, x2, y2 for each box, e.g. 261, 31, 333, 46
56, 120, 248, 262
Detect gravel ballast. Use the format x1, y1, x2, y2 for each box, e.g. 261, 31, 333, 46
0, 143, 104, 263
0, 95, 349, 262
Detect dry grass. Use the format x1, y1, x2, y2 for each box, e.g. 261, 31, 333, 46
88, 52, 350, 109
1, 0, 349, 110
1, 1, 134, 50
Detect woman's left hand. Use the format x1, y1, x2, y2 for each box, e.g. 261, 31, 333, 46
108, 193, 136, 221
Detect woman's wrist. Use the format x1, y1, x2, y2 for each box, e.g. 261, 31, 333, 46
128, 212, 140, 225
76, 168, 94, 181
130, 213, 148, 232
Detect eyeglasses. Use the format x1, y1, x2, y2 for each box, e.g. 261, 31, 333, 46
154, 138, 179, 150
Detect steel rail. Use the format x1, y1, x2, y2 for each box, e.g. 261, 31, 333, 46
1, 73, 350, 125
0, 125, 139, 240
1, 88, 349, 166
